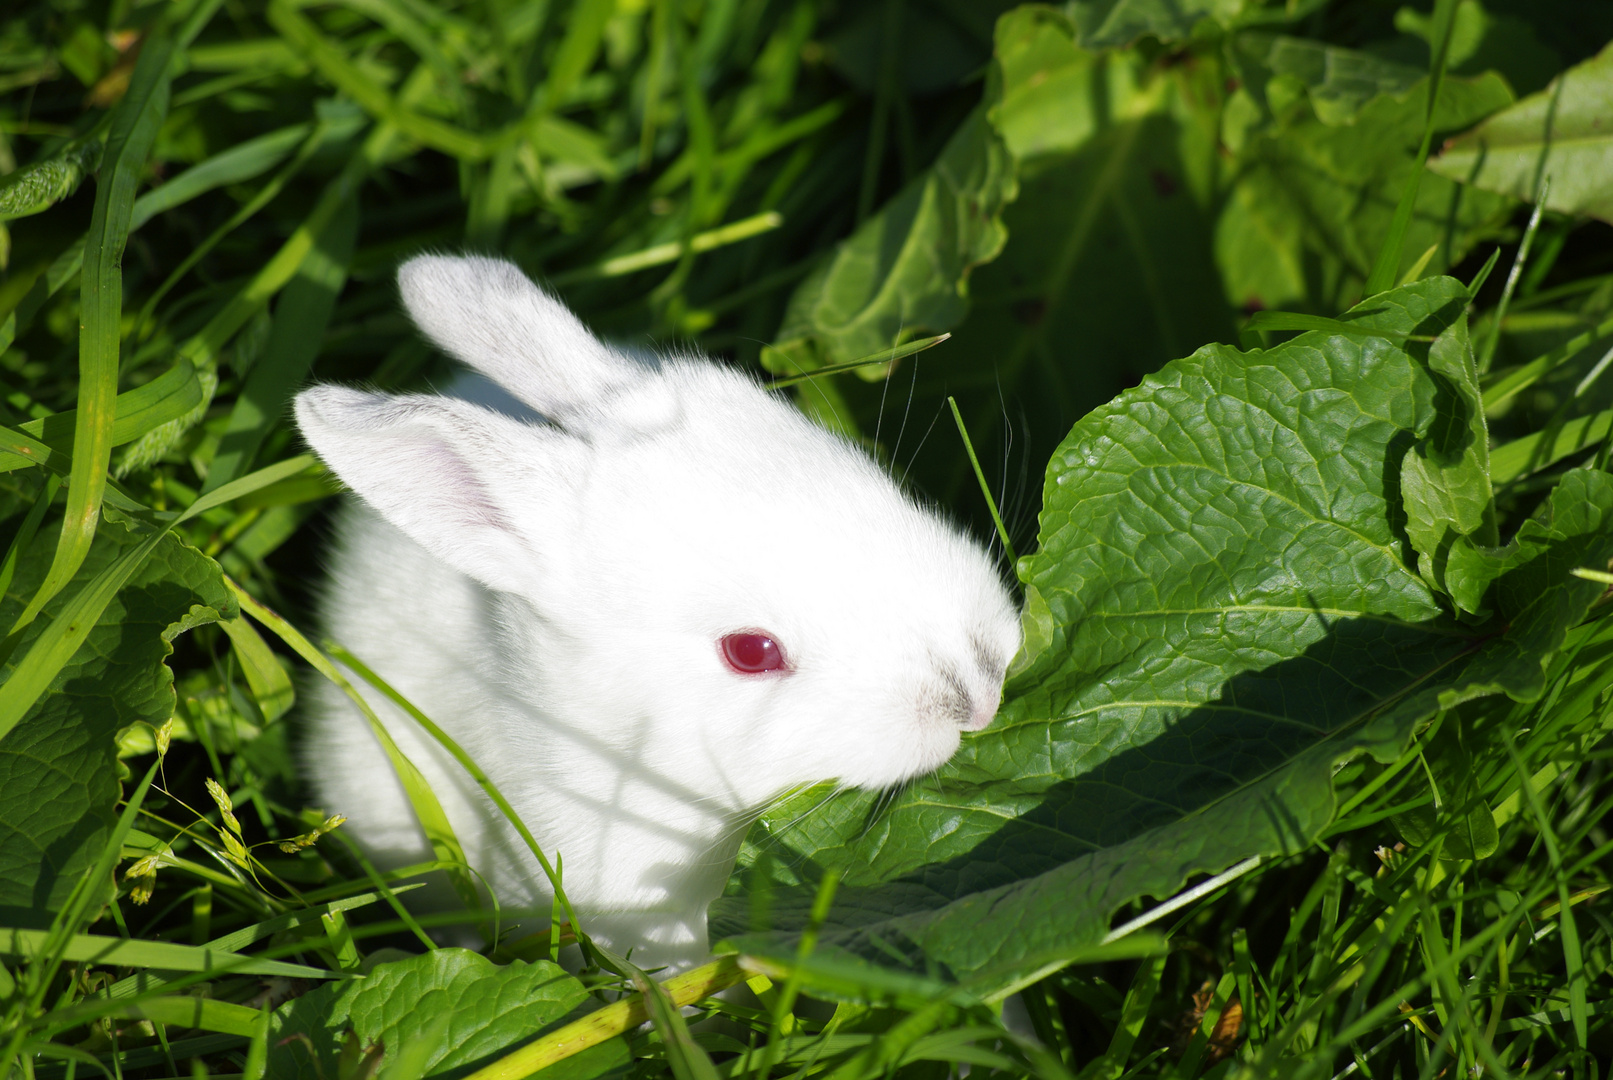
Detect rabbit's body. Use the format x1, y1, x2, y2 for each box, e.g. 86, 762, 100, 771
297, 257, 1020, 970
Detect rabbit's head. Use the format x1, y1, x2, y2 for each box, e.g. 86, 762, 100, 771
295, 256, 1021, 813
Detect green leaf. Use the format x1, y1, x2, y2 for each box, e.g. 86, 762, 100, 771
768, 102, 1016, 404
1397, 310, 1497, 612
1428, 39, 1613, 224
1065, 0, 1249, 49
0, 521, 233, 911
0, 456, 307, 741
0, 128, 105, 222
713, 278, 1613, 981
990, 7, 1101, 160
819, 10, 1237, 520
1216, 72, 1514, 313
1230, 34, 1423, 126
265, 950, 628, 1080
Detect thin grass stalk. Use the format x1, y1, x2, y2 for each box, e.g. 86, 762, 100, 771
223, 579, 484, 923
1478, 177, 1552, 374
8, 23, 177, 637
1362, 0, 1459, 297
324, 642, 587, 963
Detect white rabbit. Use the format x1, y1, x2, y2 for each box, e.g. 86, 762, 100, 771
295, 255, 1021, 971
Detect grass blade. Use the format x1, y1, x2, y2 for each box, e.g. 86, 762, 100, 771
105, 997, 263, 1038
948, 397, 1018, 568
1362, 0, 1459, 296
205, 197, 358, 492
549, 210, 783, 284
1242, 311, 1410, 342
0, 474, 60, 599
1490, 407, 1613, 484
1481, 311, 1613, 410
267, 1, 489, 160
218, 616, 295, 723
225, 582, 484, 922
763, 333, 949, 390
1478, 176, 1552, 373
0, 929, 335, 980
12, 23, 176, 635
325, 642, 579, 959
0, 359, 204, 476
457, 956, 747, 1080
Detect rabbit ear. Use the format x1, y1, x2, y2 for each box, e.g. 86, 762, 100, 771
295, 385, 576, 590
398, 255, 637, 421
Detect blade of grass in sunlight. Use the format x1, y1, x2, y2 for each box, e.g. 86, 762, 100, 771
1478, 176, 1552, 373
0, 930, 335, 980
225, 581, 484, 922
11, 21, 177, 636
549, 211, 783, 284
266, 1, 490, 160
459, 956, 747, 1080
763, 333, 950, 389
325, 641, 584, 963
948, 396, 1018, 567
0, 475, 60, 600
1481, 310, 1613, 409
205, 199, 359, 491
0, 359, 204, 476
218, 616, 295, 723
1491, 407, 1613, 484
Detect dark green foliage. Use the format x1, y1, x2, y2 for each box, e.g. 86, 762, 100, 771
268, 950, 629, 1080
2, 1, 1612, 1079
0, 517, 232, 912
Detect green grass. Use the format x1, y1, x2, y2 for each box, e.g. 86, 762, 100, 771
3, 1, 1613, 1079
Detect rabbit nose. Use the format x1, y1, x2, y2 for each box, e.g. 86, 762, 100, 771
962, 695, 999, 732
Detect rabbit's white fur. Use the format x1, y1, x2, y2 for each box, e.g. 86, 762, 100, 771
296, 256, 1021, 970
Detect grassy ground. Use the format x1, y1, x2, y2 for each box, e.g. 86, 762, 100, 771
1, 1, 1611, 1078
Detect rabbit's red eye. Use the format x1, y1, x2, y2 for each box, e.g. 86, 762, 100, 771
721, 632, 787, 675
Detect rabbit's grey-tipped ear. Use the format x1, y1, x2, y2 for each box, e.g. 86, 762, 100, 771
398, 255, 635, 420
296, 385, 572, 591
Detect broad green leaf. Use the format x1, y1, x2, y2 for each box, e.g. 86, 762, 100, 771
1428, 40, 1613, 224
1216, 72, 1514, 314
265, 949, 628, 1080
0, 455, 311, 743
713, 278, 1613, 980
768, 103, 1016, 402
814, 8, 1236, 531
1397, 310, 1497, 611
1230, 34, 1422, 126
1065, 0, 1250, 49
986, 6, 1098, 160
0, 521, 233, 911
